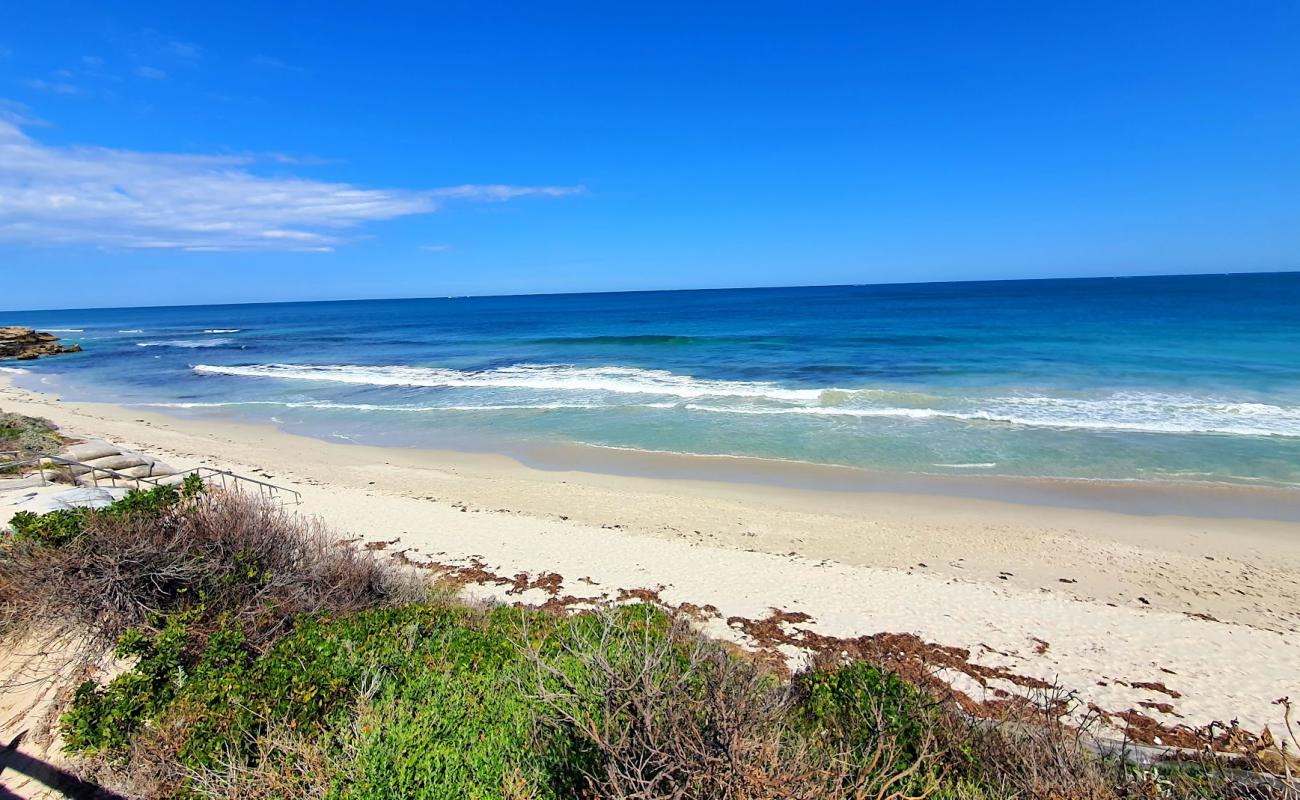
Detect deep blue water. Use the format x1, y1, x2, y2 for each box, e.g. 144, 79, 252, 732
6, 273, 1300, 487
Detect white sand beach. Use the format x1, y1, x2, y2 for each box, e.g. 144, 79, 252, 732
3, 374, 1299, 738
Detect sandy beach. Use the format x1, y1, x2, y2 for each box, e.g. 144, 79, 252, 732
3, 373, 1299, 738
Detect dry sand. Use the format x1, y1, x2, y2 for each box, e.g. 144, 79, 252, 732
3, 374, 1299, 741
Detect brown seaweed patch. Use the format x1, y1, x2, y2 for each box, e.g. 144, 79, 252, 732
617, 587, 664, 604
1130, 680, 1182, 699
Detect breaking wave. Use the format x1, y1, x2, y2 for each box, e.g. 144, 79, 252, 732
192, 363, 825, 401
139, 338, 233, 349
189, 363, 1300, 438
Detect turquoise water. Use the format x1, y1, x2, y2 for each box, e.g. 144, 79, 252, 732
6, 273, 1300, 488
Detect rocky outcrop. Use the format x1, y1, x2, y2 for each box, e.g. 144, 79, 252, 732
0, 326, 82, 360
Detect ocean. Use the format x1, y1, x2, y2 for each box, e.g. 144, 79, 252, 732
6, 272, 1300, 491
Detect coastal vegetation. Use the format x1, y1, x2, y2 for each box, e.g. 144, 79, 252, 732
1, 486, 1296, 799
0, 411, 65, 476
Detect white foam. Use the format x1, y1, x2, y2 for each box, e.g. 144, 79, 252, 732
139, 338, 233, 349
43, 328, 83, 332
191, 363, 826, 401
203, 329, 241, 334
0, 366, 30, 374
141, 400, 631, 412
186, 363, 1300, 438
686, 397, 1300, 437
118, 329, 144, 333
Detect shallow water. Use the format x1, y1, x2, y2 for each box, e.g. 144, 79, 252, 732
8, 273, 1300, 488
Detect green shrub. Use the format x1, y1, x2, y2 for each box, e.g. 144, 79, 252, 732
0, 411, 62, 458
794, 659, 943, 789
60, 602, 632, 798
339, 607, 570, 800
62, 612, 196, 753
102, 484, 182, 517
8, 508, 87, 545
5, 483, 188, 546
180, 471, 205, 499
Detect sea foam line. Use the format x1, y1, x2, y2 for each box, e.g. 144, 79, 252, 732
138, 400, 626, 412
140, 338, 233, 349
192, 363, 825, 401
188, 363, 1300, 437
681, 400, 1300, 437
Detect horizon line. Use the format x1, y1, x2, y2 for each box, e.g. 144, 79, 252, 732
2, 268, 1296, 315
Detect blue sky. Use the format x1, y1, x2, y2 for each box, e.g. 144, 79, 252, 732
1, 1, 1298, 310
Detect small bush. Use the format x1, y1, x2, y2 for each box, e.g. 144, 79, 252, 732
4, 483, 184, 546
70, 603, 583, 798
0, 410, 63, 462
0, 490, 417, 651
63, 613, 197, 754
795, 658, 937, 760
103, 484, 182, 517
8, 507, 87, 545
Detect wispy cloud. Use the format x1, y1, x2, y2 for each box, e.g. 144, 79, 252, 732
250, 54, 306, 73
135, 66, 167, 80
164, 40, 201, 59
431, 185, 582, 201
419, 244, 454, 252
21, 79, 80, 95
0, 120, 582, 252
0, 98, 47, 126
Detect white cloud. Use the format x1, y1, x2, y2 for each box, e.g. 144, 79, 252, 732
419, 243, 453, 252
432, 184, 582, 201
135, 66, 167, 80
0, 120, 582, 252
250, 55, 306, 73
21, 79, 80, 95
164, 40, 200, 59
0, 98, 46, 126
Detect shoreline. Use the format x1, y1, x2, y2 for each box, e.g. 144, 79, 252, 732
3, 373, 1300, 734
15, 368, 1300, 523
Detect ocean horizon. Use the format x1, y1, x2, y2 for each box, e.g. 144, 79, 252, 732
6, 271, 1300, 492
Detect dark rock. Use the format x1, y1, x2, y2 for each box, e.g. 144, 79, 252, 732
0, 326, 83, 361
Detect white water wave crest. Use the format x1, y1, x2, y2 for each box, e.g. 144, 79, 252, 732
139, 338, 233, 349
189, 363, 1300, 437
203, 329, 241, 333
140, 400, 633, 412
191, 363, 826, 401
682, 394, 1300, 436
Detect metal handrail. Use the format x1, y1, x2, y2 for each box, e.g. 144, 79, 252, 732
1, 454, 170, 491
0, 453, 301, 505
188, 467, 302, 505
